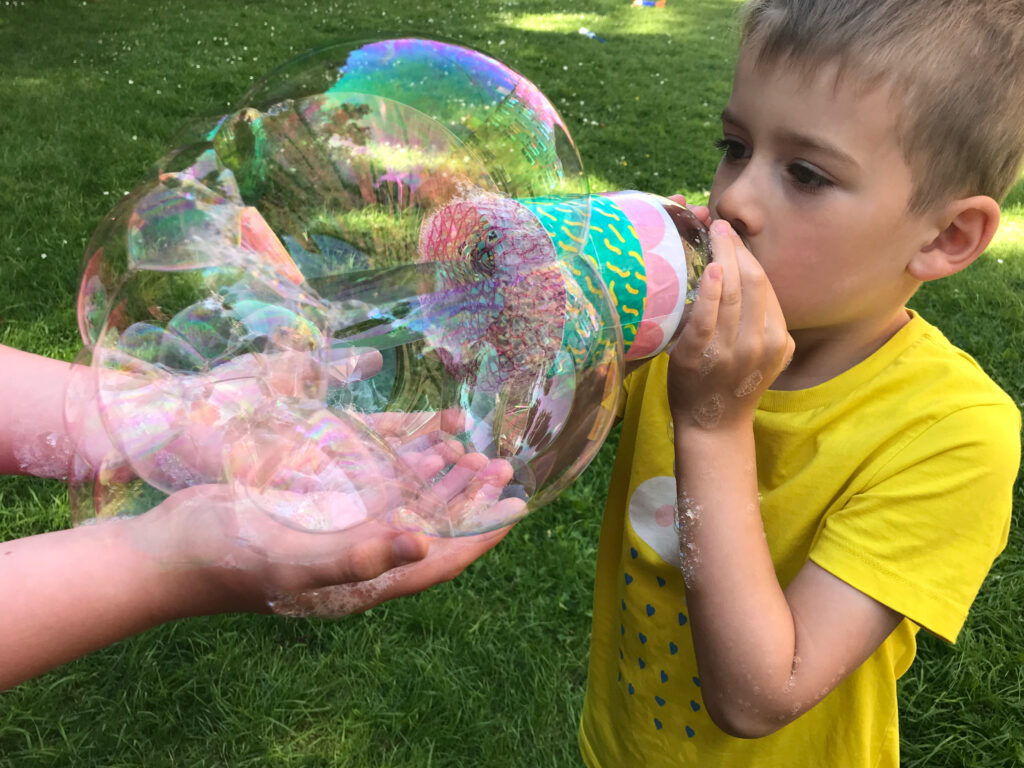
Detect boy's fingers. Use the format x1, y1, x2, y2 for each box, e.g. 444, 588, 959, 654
763, 279, 796, 375
678, 262, 723, 355
734, 243, 768, 350
707, 221, 743, 340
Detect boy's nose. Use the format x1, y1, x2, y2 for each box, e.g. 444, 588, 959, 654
710, 169, 763, 242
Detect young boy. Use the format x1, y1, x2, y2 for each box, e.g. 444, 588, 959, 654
578, 1, 1023, 765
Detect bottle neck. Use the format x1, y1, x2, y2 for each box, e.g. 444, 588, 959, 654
522, 191, 709, 361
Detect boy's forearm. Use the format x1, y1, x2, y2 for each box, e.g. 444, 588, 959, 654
674, 422, 799, 736
0, 519, 224, 691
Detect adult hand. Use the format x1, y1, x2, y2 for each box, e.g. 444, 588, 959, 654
77, 344, 384, 490
259, 444, 525, 618
132, 449, 524, 617
1, 452, 520, 689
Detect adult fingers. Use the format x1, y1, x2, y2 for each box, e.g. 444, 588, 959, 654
241, 505, 429, 576
273, 524, 513, 616
324, 346, 384, 383
397, 437, 467, 481
430, 454, 511, 503
366, 407, 469, 441
375, 525, 511, 598
321, 527, 431, 584
420, 454, 525, 534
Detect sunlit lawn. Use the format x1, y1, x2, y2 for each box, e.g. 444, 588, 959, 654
1, 1, 1021, 766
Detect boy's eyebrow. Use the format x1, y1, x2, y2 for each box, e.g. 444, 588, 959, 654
720, 108, 860, 170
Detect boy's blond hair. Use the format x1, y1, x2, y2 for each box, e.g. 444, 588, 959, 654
740, 0, 1024, 212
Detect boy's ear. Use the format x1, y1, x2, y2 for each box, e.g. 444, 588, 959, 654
908, 195, 1001, 282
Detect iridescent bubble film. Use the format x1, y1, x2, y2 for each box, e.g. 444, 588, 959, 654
68, 38, 707, 540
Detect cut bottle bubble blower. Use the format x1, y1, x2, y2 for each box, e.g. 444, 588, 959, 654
67, 38, 710, 546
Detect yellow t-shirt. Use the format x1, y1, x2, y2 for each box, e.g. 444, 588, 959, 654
578, 311, 1020, 768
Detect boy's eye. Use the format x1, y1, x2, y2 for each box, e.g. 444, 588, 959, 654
713, 137, 748, 161
787, 163, 833, 191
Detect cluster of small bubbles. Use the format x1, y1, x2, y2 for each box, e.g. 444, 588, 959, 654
699, 339, 719, 378
691, 393, 725, 430
679, 540, 701, 589
675, 491, 703, 588
14, 432, 74, 481
674, 491, 703, 529
783, 654, 801, 693
267, 569, 401, 617
733, 369, 763, 398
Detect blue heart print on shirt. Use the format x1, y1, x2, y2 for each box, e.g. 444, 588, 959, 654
619, 475, 705, 739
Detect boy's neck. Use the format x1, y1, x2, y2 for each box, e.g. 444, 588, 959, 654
770, 308, 912, 391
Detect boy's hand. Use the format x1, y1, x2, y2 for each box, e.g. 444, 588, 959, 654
667, 219, 794, 430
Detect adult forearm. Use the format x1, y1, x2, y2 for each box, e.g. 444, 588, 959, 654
0, 519, 221, 691
0, 345, 113, 478
0, 345, 71, 476
674, 424, 799, 737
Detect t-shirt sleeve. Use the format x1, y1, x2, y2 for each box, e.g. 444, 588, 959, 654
809, 401, 1020, 643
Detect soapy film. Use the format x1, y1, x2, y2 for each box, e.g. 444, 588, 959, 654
68, 38, 629, 538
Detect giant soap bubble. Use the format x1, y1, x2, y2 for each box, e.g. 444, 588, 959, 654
67, 38, 709, 540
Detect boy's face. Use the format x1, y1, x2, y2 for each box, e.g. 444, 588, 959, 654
708, 52, 938, 333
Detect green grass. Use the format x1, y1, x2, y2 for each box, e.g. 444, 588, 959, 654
1, 1, 1022, 766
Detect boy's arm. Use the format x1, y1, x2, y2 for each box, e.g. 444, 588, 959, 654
674, 426, 902, 737
669, 222, 901, 738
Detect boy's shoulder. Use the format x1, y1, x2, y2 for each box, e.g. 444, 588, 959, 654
891, 311, 1017, 414
786, 310, 1021, 457
798, 310, 1021, 486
